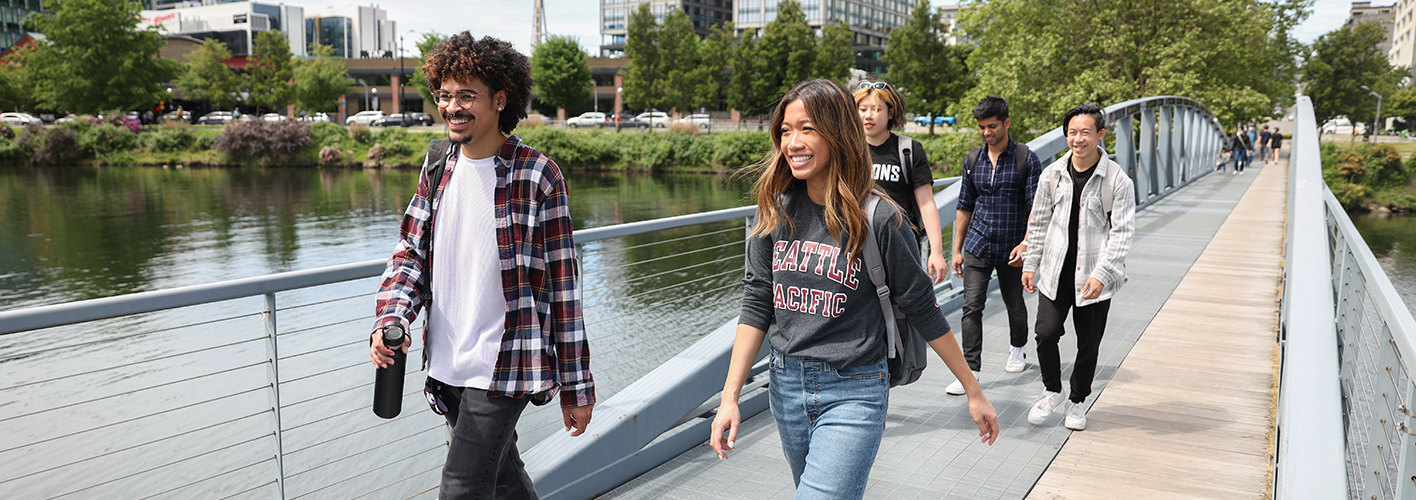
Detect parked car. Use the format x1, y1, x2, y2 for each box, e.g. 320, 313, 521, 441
603, 113, 650, 129
261, 113, 289, 122
345, 110, 386, 126
198, 111, 236, 125
299, 112, 331, 123
636, 111, 670, 128
677, 113, 712, 128
55, 113, 80, 124
0, 112, 43, 126
405, 112, 434, 126
912, 114, 957, 127
1321, 117, 1366, 135
566, 111, 606, 128
374, 113, 412, 127
163, 110, 192, 122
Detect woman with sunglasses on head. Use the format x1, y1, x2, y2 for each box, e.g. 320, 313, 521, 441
854, 81, 948, 283
709, 79, 998, 500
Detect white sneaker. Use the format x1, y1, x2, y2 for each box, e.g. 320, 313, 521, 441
945, 371, 980, 396
1028, 391, 1065, 425
1005, 346, 1027, 373
1063, 401, 1087, 430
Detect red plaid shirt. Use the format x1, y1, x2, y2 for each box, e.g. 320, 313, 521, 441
375, 135, 594, 408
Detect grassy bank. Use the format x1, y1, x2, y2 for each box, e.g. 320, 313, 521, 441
1321, 141, 1416, 213
0, 117, 984, 176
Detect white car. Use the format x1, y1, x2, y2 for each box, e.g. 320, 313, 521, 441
677, 113, 711, 128
1, 112, 44, 126
261, 113, 289, 122
345, 110, 386, 126
566, 112, 606, 128
1320, 117, 1366, 135
636, 111, 670, 128
300, 112, 331, 123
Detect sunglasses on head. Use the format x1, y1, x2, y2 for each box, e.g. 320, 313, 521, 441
857, 82, 890, 90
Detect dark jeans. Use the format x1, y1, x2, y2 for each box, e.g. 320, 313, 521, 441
960, 250, 1029, 372
1035, 281, 1111, 404
431, 380, 538, 500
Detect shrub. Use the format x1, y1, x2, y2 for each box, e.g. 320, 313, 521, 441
0, 125, 15, 140
667, 122, 702, 136
0, 136, 25, 163
712, 132, 772, 170
519, 115, 544, 129
75, 123, 140, 157
147, 127, 195, 152
913, 131, 983, 174
319, 146, 345, 165
349, 123, 373, 144
373, 126, 409, 144
31, 127, 80, 165
310, 121, 347, 148
193, 134, 214, 151
214, 119, 313, 161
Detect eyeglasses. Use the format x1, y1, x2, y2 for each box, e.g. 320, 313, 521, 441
434, 90, 482, 107
857, 82, 890, 90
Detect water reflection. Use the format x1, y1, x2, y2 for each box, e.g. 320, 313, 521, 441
1350, 213, 1416, 312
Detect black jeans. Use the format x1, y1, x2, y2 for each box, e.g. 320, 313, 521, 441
431, 380, 538, 500
960, 250, 1029, 372
1034, 280, 1111, 404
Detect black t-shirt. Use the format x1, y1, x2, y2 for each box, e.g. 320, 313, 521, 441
867, 134, 933, 237
1062, 157, 1098, 288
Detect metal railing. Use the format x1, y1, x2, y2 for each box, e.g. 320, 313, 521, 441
0, 94, 1230, 500
1273, 96, 1416, 499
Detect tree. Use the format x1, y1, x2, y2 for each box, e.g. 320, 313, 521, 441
751, 1, 818, 104
410, 32, 447, 105
246, 30, 295, 112
724, 28, 764, 115
23, 0, 180, 113
622, 2, 659, 110
1385, 87, 1416, 131
815, 22, 854, 84
884, 0, 973, 135
1303, 23, 1406, 126
179, 38, 240, 110
531, 35, 592, 111
0, 44, 34, 112
656, 8, 715, 114
954, 0, 1310, 132
292, 44, 353, 113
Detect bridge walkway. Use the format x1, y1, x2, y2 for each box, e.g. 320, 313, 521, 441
602, 158, 1283, 499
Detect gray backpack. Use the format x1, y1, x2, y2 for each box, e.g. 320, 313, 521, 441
861, 194, 931, 387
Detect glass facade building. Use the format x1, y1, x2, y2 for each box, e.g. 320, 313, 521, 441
0, 0, 42, 51
306, 17, 353, 58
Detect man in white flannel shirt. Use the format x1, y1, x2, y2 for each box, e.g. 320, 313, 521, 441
1020, 104, 1135, 432
369, 33, 594, 499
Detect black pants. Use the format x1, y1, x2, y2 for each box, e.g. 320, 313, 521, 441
960, 250, 1029, 372
432, 380, 538, 500
1035, 280, 1111, 404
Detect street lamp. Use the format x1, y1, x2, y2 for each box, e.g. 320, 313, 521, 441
615, 87, 622, 132
1360, 85, 1384, 135
591, 77, 598, 113
398, 29, 416, 114
369, 87, 377, 113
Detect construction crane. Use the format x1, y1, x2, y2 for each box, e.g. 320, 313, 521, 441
532, 0, 546, 47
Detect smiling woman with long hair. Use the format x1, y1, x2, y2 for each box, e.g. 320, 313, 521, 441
709, 79, 998, 499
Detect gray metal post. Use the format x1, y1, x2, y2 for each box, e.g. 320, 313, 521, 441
263, 293, 287, 499
1158, 104, 1173, 190
1398, 380, 1416, 499
1113, 114, 1137, 203
1139, 106, 1157, 200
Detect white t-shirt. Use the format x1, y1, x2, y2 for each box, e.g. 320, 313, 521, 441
426, 151, 504, 389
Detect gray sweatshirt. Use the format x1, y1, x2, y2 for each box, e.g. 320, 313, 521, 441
740, 189, 952, 370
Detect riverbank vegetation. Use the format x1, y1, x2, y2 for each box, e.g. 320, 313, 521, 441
0, 118, 984, 175
1321, 141, 1416, 213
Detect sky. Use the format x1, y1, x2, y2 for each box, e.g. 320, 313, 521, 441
295, 0, 1353, 57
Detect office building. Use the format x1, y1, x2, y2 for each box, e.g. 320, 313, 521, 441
1389, 0, 1416, 77
304, 5, 396, 59
599, 0, 734, 57
1350, 2, 1396, 58
733, 0, 912, 75
938, 3, 969, 46
0, 0, 41, 50
140, 2, 306, 57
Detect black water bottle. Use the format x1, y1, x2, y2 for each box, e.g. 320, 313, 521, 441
373, 324, 406, 419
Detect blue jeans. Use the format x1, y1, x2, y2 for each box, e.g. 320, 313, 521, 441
769, 349, 889, 500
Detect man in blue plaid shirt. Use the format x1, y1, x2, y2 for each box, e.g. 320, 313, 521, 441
946, 96, 1042, 396
369, 33, 593, 499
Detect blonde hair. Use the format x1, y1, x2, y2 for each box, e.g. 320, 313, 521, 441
750, 79, 894, 263
852, 83, 907, 130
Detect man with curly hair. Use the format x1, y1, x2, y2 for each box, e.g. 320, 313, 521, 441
369, 32, 594, 499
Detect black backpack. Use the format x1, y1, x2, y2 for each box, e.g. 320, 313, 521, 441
415, 139, 455, 307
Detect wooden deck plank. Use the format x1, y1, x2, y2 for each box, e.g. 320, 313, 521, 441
1026, 161, 1286, 500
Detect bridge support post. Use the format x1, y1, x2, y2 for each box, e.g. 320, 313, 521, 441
1138, 105, 1156, 201
1158, 104, 1173, 191
1113, 113, 1137, 203
263, 293, 287, 500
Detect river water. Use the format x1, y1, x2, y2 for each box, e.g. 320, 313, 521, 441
0, 165, 756, 499
1349, 214, 1416, 314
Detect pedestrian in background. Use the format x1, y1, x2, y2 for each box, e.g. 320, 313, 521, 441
1257, 125, 1272, 166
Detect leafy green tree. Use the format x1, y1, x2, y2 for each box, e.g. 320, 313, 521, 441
531, 35, 593, 111
702, 22, 737, 112
724, 28, 764, 116
245, 30, 295, 112
1304, 22, 1406, 127
622, 2, 659, 110
884, 0, 973, 135
815, 22, 854, 85
954, 0, 1309, 132
656, 8, 716, 113
0, 45, 34, 111
292, 44, 353, 113
23, 0, 180, 113
752, 1, 818, 104
179, 38, 240, 110
411, 32, 447, 105
1385, 87, 1416, 131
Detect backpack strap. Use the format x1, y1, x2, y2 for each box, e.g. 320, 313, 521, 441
897, 135, 913, 186
860, 194, 901, 358
1014, 142, 1031, 220
418, 139, 455, 311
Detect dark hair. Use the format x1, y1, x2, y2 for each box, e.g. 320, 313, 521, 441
422, 32, 531, 135
1062, 104, 1106, 131
972, 95, 1009, 122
